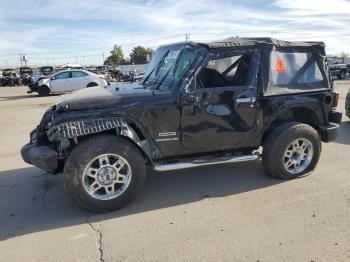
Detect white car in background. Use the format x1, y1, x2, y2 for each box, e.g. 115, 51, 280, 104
37, 70, 107, 96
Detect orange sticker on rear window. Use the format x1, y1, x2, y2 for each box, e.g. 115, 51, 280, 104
275, 59, 286, 73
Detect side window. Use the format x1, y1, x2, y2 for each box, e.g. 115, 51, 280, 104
72, 71, 88, 78
197, 53, 252, 88
267, 51, 327, 95
54, 72, 70, 80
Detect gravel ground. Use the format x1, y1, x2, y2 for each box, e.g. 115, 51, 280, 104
0, 82, 349, 262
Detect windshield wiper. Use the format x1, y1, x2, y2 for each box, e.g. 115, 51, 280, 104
155, 50, 183, 90
142, 51, 169, 87
142, 66, 156, 86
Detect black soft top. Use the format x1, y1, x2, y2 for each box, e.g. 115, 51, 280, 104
198, 37, 325, 49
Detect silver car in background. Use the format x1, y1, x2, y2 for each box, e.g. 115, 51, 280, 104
36, 69, 107, 96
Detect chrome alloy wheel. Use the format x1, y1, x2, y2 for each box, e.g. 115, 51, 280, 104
283, 138, 314, 174
82, 154, 132, 200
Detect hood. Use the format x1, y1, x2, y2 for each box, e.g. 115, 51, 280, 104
56, 82, 165, 111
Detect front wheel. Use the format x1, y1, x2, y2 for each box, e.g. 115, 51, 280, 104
38, 85, 50, 96
262, 122, 321, 179
64, 134, 146, 212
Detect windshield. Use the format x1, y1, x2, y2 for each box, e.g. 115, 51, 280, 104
142, 44, 197, 90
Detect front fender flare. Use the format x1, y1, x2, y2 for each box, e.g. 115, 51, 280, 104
47, 116, 159, 162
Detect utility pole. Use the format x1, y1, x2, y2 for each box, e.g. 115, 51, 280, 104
185, 34, 190, 42
23, 54, 27, 66
19, 53, 22, 66
102, 52, 105, 64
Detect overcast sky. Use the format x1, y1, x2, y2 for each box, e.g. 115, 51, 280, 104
0, 0, 350, 66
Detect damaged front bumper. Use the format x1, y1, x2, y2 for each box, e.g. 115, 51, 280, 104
20, 116, 128, 173
21, 126, 58, 173
21, 143, 58, 172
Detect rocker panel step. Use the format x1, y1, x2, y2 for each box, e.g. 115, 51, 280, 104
154, 154, 258, 172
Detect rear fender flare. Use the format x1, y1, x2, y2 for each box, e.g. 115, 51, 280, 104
261, 105, 324, 144
266, 102, 324, 127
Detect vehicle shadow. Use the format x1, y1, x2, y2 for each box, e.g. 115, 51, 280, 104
0, 94, 59, 102
0, 161, 284, 241
0, 94, 38, 101
334, 121, 350, 145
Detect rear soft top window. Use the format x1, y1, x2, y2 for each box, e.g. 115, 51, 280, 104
265, 50, 329, 96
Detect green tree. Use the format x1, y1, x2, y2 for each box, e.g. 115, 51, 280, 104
130, 46, 154, 64
104, 45, 125, 65
338, 51, 349, 63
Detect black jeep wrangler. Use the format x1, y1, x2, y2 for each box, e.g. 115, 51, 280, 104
21, 38, 342, 212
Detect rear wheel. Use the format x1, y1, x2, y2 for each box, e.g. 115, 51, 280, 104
64, 134, 146, 212
38, 85, 50, 96
262, 122, 321, 179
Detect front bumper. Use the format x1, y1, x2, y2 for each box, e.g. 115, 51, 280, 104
27, 83, 38, 93
21, 143, 58, 172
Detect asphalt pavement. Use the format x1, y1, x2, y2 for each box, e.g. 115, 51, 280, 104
0, 82, 349, 262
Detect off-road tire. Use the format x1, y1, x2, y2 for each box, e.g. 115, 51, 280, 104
86, 82, 98, 87
262, 122, 321, 179
63, 134, 146, 212
38, 85, 50, 96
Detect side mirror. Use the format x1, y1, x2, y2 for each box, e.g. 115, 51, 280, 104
50, 76, 56, 81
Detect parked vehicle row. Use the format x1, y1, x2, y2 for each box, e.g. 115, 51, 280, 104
19, 66, 34, 86
329, 62, 350, 80
327, 56, 350, 80
0, 66, 35, 87
109, 69, 144, 82
26, 67, 144, 96
0, 69, 21, 86
1, 64, 146, 87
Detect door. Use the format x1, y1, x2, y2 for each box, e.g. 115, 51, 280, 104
70, 71, 89, 90
180, 50, 261, 152
50, 71, 72, 93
